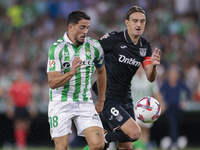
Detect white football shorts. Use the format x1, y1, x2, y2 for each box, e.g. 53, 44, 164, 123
48, 100, 103, 139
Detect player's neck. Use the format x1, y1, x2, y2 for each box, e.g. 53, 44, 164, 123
67, 32, 80, 47
127, 29, 140, 44
130, 35, 140, 45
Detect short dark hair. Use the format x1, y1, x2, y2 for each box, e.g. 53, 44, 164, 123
67, 10, 90, 27
125, 6, 146, 20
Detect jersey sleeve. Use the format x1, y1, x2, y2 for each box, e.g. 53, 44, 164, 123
98, 32, 115, 53
142, 43, 152, 67
47, 44, 61, 73
93, 41, 105, 68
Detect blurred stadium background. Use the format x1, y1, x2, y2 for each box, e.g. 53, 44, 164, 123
0, 0, 200, 149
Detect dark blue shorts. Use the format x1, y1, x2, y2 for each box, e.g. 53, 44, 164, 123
100, 100, 135, 132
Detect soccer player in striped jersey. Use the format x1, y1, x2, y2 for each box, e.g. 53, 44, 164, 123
47, 10, 106, 150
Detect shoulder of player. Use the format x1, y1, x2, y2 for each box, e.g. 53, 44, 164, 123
86, 37, 101, 47
48, 38, 66, 54
109, 31, 123, 38
140, 37, 151, 46
99, 31, 122, 43
109, 31, 125, 42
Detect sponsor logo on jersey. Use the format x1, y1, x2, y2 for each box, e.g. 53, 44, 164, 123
118, 54, 141, 67
100, 33, 109, 40
139, 48, 147, 57
86, 50, 91, 56
63, 61, 70, 69
120, 45, 127, 49
49, 60, 55, 68
83, 59, 93, 66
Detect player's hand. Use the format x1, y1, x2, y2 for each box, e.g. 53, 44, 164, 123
71, 56, 83, 75
151, 48, 161, 66
95, 100, 104, 114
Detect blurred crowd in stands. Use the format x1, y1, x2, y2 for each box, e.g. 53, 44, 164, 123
0, 0, 200, 113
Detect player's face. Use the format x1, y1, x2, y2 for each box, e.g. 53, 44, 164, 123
69, 19, 90, 46
125, 12, 146, 37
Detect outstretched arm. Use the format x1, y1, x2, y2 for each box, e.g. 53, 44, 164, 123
144, 48, 161, 82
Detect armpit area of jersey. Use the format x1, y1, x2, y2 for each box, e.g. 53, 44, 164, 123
92, 82, 98, 96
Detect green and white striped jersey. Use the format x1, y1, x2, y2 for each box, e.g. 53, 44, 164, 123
47, 32, 104, 102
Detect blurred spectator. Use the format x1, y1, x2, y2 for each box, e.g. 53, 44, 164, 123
174, 0, 200, 15
193, 80, 200, 102
22, 0, 37, 27
6, 69, 37, 149
6, 1, 23, 29
160, 64, 191, 150
131, 66, 166, 150
183, 59, 200, 92
0, 86, 6, 114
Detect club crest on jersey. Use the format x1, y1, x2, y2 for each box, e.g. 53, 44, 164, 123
100, 33, 109, 40
86, 50, 91, 56
139, 48, 147, 57
63, 61, 70, 69
49, 60, 55, 68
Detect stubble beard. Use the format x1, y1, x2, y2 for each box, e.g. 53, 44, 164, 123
75, 38, 84, 46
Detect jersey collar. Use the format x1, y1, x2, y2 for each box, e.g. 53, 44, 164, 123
63, 32, 87, 45
123, 30, 142, 47
63, 32, 73, 44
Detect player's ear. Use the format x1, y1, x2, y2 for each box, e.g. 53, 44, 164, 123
125, 19, 129, 26
68, 24, 73, 31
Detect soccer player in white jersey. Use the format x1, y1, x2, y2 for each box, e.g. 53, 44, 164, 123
47, 10, 107, 150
